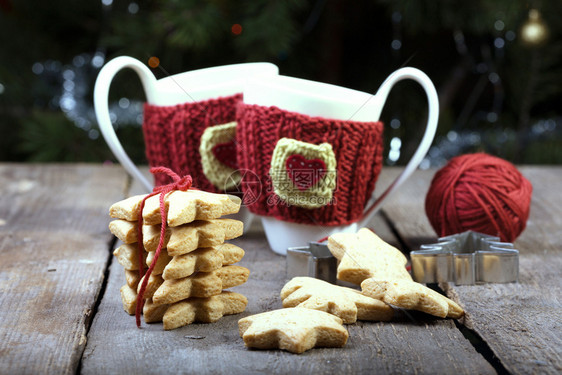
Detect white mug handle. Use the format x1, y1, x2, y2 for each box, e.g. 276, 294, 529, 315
360, 67, 439, 226
94, 56, 158, 192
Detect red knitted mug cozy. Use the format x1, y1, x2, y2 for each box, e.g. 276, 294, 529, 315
236, 103, 384, 226
142, 93, 243, 192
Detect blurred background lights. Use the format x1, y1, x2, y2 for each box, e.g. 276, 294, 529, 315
419, 159, 431, 170
447, 131, 458, 142
476, 63, 488, 73
73, 55, 86, 67
388, 149, 400, 162
88, 129, 100, 140
388, 136, 402, 163
119, 98, 130, 109
63, 80, 75, 91
91, 53, 105, 68
1, 1, 560, 165
59, 95, 76, 112
494, 37, 505, 49
494, 20, 505, 31
63, 69, 75, 80
32, 62, 44, 75
390, 137, 402, 150
148, 56, 160, 68
231, 24, 242, 35
128, 2, 139, 14
487, 112, 498, 123
505, 30, 516, 41
520, 9, 549, 46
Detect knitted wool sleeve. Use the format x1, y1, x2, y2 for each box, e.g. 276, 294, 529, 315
236, 103, 384, 226
142, 93, 243, 192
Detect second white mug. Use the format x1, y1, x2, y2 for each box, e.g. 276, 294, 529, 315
237, 67, 439, 254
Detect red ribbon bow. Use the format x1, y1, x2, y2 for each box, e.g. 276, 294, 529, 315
135, 167, 193, 328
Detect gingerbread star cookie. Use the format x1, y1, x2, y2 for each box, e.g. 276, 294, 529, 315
162, 291, 248, 330
281, 277, 394, 324
137, 273, 164, 300
150, 265, 250, 306
113, 244, 146, 271
109, 190, 241, 226
145, 248, 173, 276
328, 228, 411, 285
109, 219, 138, 244
120, 284, 138, 315
124, 270, 140, 289
328, 228, 464, 319
159, 243, 245, 280
361, 279, 464, 319
142, 218, 243, 256
238, 308, 348, 354
144, 243, 244, 279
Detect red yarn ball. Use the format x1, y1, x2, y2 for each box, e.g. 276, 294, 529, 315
425, 153, 533, 242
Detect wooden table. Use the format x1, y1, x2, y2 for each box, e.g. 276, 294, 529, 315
0, 164, 560, 374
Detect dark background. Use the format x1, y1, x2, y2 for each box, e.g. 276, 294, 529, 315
1, 0, 560, 166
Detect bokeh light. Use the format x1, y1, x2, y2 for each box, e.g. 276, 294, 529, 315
231, 24, 242, 35
148, 56, 160, 68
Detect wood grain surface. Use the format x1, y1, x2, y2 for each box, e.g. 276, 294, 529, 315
2, 164, 559, 374
0, 164, 126, 375
380, 166, 562, 375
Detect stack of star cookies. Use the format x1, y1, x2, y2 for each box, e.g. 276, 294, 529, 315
109, 190, 249, 330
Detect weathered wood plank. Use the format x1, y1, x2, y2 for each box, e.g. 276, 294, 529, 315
0, 164, 127, 375
515, 166, 562, 256
81, 169, 494, 375
380, 166, 562, 375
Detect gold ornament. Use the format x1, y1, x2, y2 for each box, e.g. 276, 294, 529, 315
520, 9, 549, 46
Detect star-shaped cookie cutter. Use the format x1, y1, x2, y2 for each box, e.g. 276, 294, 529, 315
286, 242, 337, 284
410, 231, 519, 285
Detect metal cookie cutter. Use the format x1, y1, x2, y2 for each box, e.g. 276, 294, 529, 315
411, 231, 519, 285
287, 242, 337, 284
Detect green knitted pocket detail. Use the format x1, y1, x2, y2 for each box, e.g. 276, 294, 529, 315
270, 138, 337, 209
199, 121, 240, 190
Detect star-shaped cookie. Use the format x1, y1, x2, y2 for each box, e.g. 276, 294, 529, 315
109, 219, 137, 244
327, 228, 411, 285
157, 243, 245, 280
113, 243, 146, 271
281, 277, 394, 323
109, 190, 241, 226
328, 228, 464, 319
361, 279, 464, 319
163, 291, 248, 330
238, 308, 348, 354
119, 284, 137, 315
142, 291, 248, 329
150, 265, 250, 306
142, 218, 243, 256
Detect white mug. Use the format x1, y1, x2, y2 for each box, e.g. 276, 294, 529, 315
239, 67, 439, 254
94, 56, 279, 229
